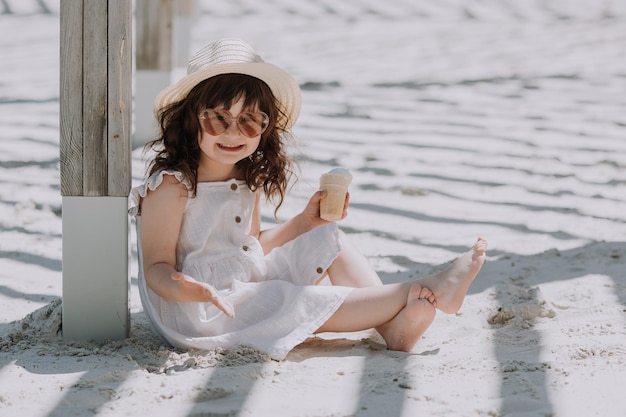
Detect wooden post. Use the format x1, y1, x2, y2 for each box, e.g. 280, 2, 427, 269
173, 0, 195, 68
134, 0, 194, 147
60, 0, 132, 340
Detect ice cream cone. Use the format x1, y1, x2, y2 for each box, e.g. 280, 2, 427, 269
319, 169, 352, 221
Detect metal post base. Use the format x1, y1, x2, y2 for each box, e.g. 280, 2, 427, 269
62, 196, 130, 340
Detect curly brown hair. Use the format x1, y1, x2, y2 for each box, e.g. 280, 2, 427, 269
146, 73, 296, 214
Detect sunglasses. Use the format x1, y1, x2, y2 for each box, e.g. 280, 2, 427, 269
199, 108, 269, 138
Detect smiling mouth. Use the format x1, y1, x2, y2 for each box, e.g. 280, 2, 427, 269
218, 144, 245, 151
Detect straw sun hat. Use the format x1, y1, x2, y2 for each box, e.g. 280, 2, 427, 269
154, 38, 302, 130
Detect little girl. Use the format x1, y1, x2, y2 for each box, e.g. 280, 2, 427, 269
131, 38, 487, 360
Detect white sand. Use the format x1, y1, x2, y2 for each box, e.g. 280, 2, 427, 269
1, 0, 625, 416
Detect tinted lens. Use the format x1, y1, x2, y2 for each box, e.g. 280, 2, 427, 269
201, 109, 231, 136
237, 112, 269, 137
200, 109, 269, 138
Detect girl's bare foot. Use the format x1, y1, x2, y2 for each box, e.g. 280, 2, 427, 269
418, 237, 487, 314
378, 283, 436, 352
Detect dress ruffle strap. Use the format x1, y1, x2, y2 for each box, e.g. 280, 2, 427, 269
129, 170, 192, 216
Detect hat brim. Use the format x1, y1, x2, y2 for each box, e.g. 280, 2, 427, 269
154, 62, 301, 130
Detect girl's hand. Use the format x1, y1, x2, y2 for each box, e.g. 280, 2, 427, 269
171, 272, 235, 318
257, 190, 350, 254
302, 190, 350, 228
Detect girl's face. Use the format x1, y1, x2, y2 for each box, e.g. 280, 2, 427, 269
197, 97, 262, 180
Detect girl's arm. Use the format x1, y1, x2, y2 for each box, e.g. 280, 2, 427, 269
256, 190, 349, 254
140, 175, 234, 317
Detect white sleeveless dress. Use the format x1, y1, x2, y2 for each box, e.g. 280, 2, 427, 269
130, 170, 352, 360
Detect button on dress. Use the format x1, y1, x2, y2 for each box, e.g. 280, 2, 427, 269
130, 170, 352, 360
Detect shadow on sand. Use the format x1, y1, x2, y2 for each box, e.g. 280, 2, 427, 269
0, 241, 623, 416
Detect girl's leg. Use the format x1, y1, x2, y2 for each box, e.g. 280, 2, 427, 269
414, 237, 487, 313
328, 233, 488, 313
326, 231, 383, 287
323, 234, 487, 351
316, 282, 436, 352
326, 231, 404, 343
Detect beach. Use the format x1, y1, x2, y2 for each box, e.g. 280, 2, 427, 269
1, 0, 625, 416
